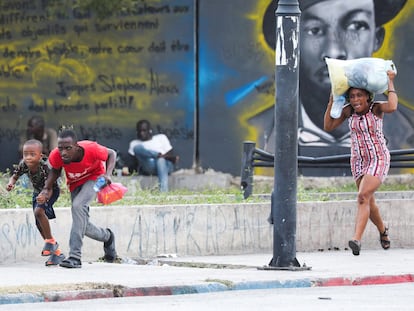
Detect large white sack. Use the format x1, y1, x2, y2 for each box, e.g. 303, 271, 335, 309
325, 57, 396, 118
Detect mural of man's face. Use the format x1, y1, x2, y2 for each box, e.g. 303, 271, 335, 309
300, 0, 379, 95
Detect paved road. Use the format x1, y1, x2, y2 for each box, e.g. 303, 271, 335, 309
1, 249, 413, 306
3, 283, 414, 311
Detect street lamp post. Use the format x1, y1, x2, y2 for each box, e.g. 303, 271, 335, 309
267, 0, 307, 269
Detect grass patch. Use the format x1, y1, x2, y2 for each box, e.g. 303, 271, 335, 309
1, 171, 414, 209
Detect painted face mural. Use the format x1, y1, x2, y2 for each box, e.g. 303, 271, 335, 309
1, 0, 414, 176
0, 0, 195, 173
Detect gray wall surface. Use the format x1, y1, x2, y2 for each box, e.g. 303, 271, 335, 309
1, 198, 413, 263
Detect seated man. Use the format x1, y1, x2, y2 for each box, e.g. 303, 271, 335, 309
19, 115, 57, 157
17, 115, 58, 189
128, 119, 178, 192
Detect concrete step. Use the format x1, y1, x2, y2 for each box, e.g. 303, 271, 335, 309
252, 191, 414, 201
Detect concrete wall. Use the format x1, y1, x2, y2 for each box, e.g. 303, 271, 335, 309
1, 198, 413, 263
123, 170, 235, 192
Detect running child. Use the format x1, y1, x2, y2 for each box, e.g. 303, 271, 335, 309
7, 139, 64, 266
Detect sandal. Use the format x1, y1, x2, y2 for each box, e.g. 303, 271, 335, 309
348, 240, 361, 256
59, 257, 82, 268
41, 242, 58, 256
45, 253, 65, 266
380, 227, 391, 250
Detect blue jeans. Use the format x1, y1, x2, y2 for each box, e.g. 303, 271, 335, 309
133, 144, 174, 192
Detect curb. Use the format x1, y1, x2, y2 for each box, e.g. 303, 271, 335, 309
1, 274, 413, 305
315, 274, 414, 287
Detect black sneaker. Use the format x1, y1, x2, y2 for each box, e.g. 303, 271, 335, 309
59, 256, 82, 268
103, 228, 117, 263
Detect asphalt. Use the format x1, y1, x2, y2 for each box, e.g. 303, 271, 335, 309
1, 248, 414, 305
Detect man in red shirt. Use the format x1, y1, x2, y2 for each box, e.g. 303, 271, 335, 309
39, 128, 117, 268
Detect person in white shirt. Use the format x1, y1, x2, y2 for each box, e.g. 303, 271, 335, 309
128, 120, 178, 192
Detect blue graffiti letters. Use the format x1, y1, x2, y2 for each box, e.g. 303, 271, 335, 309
0, 214, 38, 261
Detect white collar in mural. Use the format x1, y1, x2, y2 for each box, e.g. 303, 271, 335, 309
298, 104, 350, 147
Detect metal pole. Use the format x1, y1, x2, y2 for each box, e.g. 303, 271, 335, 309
193, 0, 202, 173
269, 0, 301, 268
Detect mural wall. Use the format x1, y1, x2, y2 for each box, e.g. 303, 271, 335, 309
1, 0, 414, 177
198, 0, 414, 176
0, 0, 195, 172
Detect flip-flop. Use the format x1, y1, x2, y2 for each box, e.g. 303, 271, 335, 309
45, 253, 65, 266
41, 242, 58, 256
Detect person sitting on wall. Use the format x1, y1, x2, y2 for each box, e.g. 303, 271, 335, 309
127, 119, 178, 192
19, 115, 58, 157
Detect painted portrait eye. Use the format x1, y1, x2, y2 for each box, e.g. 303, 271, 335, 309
346, 21, 369, 32
305, 26, 324, 37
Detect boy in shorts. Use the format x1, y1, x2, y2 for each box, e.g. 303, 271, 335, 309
7, 139, 64, 266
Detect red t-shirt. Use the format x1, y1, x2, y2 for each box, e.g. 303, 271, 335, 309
48, 141, 108, 192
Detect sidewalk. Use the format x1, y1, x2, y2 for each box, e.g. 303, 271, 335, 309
1, 248, 413, 305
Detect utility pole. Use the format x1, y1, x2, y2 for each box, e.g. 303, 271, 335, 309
266, 0, 307, 270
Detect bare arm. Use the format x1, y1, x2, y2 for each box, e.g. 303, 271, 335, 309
6, 162, 23, 191
102, 147, 117, 184
377, 70, 398, 114
6, 174, 18, 191
37, 167, 61, 201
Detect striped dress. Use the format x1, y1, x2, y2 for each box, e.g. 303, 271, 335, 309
348, 103, 390, 182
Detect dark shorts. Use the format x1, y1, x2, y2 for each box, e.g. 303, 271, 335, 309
32, 187, 60, 220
